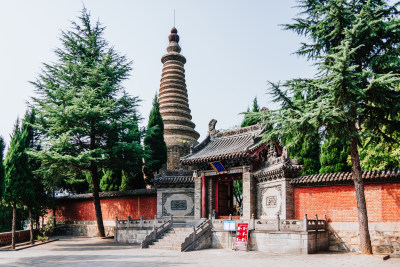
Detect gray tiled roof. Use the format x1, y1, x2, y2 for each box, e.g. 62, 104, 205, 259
180, 124, 263, 165
154, 170, 194, 188
56, 189, 156, 200
291, 169, 400, 187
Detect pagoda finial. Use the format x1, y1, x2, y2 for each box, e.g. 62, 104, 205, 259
168, 27, 179, 43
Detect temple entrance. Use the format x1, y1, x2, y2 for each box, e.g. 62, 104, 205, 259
215, 177, 242, 219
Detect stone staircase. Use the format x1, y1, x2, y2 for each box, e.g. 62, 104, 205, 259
148, 227, 193, 250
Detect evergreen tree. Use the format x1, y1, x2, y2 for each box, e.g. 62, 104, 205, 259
118, 111, 145, 190
143, 95, 167, 185
257, 0, 400, 254
359, 133, 400, 170
320, 134, 350, 174
100, 169, 120, 192
30, 9, 144, 237
21, 109, 47, 244
3, 119, 34, 249
0, 136, 5, 199
241, 97, 260, 127
279, 92, 321, 175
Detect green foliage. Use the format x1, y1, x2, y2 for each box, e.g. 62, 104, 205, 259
0, 204, 27, 233
256, 0, 400, 174
22, 109, 48, 218
118, 112, 145, 190
299, 135, 321, 175
37, 235, 49, 242
360, 134, 400, 170
241, 97, 261, 127
320, 135, 350, 174
3, 119, 34, 206
0, 136, 5, 200
233, 180, 242, 209
0, 111, 46, 233
100, 169, 120, 192
143, 95, 167, 185
38, 215, 55, 239
30, 8, 145, 193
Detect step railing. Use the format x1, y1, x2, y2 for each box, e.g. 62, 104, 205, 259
181, 219, 212, 252
115, 216, 166, 229
141, 216, 173, 248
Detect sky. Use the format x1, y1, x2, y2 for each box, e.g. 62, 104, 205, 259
0, 0, 316, 148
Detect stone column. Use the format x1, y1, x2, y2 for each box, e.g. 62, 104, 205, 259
201, 174, 206, 218
194, 171, 202, 219
242, 170, 255, 220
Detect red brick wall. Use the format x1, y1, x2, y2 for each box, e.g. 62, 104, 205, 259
0, 229, 39, 247
55, 195, 157, 222
294, 183, 400, 222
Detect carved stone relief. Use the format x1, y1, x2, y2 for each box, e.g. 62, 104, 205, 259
261, 186, 282, 218
162, 192, 194, 217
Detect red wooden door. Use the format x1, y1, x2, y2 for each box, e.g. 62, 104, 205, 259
217, 182, 232, 216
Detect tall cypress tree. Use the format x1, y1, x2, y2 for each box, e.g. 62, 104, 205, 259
31, 9, 144, 237
3, 119, 34, 249
258, 0, 400, 254
120, 112, 145, 190
143, 95, 167, 185
320, 134, 350, 174
0, 136, 5, 200
241, 97, 261, 127
22, 109, 47, 244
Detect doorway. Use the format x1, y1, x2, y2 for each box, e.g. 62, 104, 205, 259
215, 178, 242, 219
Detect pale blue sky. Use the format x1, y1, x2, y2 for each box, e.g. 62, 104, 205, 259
0, 0, 316, 147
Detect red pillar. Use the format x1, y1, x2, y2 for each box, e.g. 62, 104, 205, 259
202, 174, 206, 218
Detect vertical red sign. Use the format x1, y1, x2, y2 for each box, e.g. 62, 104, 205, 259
236, 223, 249, 243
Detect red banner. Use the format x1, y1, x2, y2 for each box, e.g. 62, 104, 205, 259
236, 223, 248, 243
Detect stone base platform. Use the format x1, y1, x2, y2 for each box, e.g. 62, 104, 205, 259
212, 230, 328, 254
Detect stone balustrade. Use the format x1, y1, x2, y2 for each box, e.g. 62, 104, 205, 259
211, 214, 327, 233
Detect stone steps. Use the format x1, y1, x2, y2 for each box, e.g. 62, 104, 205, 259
148, 227, 193, 250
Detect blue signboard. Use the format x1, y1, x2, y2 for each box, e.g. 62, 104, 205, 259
223, 220, 236, 231
210, 161, 227, 174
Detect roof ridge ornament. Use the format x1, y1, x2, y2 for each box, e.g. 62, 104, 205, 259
208, 119, 219, 137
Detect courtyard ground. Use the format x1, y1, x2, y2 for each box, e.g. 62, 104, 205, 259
0, 236, 399, 267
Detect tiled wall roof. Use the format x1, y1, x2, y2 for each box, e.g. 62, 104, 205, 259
291, 169, 400, 187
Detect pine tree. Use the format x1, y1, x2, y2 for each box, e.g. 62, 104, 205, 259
143, 95, 167, 185
30, 9, 144, 237
241, 97, 261, 127
258, 0, 400, 254
3, 119, 34, 249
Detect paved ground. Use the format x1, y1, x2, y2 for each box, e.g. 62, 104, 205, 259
0, 236, 399, 267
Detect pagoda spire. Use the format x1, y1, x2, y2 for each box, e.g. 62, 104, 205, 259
158, 27, 199, 170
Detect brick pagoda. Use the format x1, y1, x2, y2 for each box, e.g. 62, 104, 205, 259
158, 27, 199, 170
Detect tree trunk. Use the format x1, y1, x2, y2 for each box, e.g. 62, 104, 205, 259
91, 162, 105, 237
350, 136, 373, 254
11, 202, 16, 249
29, 208, 35, 245
53, 207, 56, 226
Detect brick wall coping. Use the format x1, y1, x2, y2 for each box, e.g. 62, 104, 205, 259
291, 169, 400, 187
56, 188, 157, 200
